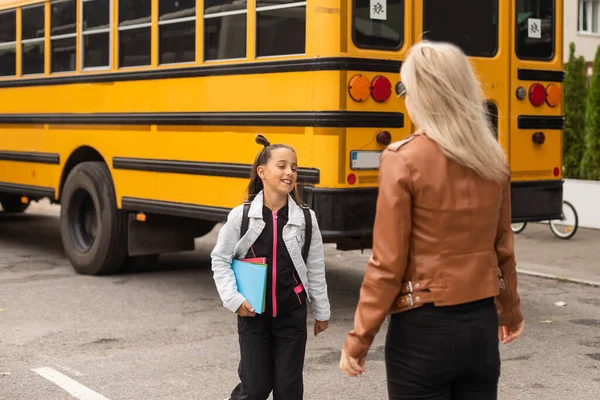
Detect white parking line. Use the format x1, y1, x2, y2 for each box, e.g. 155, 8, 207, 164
31, 367, 110, 400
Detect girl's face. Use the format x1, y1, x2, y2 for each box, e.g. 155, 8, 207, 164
257, 148, 298, 197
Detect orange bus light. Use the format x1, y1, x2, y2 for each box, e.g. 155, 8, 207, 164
348, 75, 371, 102
545, 84, 561, 107
136, 213, 147, 222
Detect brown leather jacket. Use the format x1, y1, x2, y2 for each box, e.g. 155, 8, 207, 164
344, 134, 523, 359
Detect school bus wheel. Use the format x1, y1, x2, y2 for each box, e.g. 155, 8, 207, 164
59, 161, 128, 275
0, 194, 29, 213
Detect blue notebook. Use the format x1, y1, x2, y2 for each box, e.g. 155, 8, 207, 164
232, 259, 268, 314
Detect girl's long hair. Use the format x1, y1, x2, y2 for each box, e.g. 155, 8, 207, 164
246, 134, 303, 204
401, 41, 510, 183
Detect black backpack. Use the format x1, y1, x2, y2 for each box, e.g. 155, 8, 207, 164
240, 201, 312, 263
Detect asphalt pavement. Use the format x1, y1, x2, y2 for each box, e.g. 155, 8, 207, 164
0, 201, 599, 400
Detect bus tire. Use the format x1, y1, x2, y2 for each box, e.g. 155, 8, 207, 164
0, 194, 29, 213
60, 161, 128, 275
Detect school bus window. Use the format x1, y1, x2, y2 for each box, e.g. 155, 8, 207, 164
352, 0, 404, 50
159, 0, 196, 65
516, 0, 554, 60
423, 0, 498, 57
118, 0, 151, 68
21, 5, 45, 75
256, 1, 306, 57
0, 9, 17, 77
204, 0, 247, 61
50, 0, 77, 73
82, 0, 111, 69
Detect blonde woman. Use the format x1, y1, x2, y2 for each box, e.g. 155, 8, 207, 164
339, 41, 525, 399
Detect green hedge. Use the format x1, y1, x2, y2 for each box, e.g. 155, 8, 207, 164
581, 45, 600, 180
563, 43, 588, 179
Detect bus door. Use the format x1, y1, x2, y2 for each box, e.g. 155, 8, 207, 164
411, 0, 511, 151
509, 0, 563, 222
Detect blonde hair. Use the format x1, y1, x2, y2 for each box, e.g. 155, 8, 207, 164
400, 41, 509, 183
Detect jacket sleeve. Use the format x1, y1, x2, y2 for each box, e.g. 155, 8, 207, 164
343, 150, 413, 359
494, 179, 524, 327
306, 209, 331, 322
210, 206, 247, 314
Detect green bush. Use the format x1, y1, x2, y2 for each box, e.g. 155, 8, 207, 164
563, 43, 588, 179
582, 45, 600, 181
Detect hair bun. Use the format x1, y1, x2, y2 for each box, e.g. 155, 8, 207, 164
255, 134, 270, 147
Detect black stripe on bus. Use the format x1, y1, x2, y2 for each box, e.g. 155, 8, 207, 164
0, 150, 60, 165
121, 197, 230, 221
517, 116, 564, 130
0, 111, 404, 128
0, 57, 402, 89
517, 69, 565, 83
0, 182, 55, 199
113, 157, 320, 184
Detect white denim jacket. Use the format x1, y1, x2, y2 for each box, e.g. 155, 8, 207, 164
210, 191, 331, 321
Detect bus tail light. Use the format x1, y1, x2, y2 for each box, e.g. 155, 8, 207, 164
376, 130, 392, 145
553, 167, 560, 177
348, 74, 371, 102
347, 173, 357, 185
371, 76, 392, 102
532, 132, 545, 144
546, 84, 561, 107
528, 83, 546, 106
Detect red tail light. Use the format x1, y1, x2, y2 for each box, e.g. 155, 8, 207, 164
532, 132, 545, 144
371, 76, 392, 102
376, 130, 392, 145
347, 173, 357, 185
529, 83, 546, 106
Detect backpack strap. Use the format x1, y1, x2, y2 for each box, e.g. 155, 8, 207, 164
300, 204, 312, 263
240, 201, 251, 238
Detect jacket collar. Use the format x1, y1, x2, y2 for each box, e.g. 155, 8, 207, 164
248, 191, 304, 226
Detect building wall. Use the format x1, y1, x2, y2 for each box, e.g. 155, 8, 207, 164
565, 0, 600, 70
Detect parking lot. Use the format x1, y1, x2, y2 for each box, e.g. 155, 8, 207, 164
1, 201, 599, 400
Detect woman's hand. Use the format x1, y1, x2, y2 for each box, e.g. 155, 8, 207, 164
499, 319, 525, 344
314, 320, 329, 336
339, 349, 366, 377
236, 301, 256, 317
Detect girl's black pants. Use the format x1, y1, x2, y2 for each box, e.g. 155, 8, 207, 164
229, 303, 307, 400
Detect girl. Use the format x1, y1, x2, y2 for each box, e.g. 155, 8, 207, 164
211, 134, 331, 400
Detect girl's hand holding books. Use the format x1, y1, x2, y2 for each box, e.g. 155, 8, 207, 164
236, 300, 256, 317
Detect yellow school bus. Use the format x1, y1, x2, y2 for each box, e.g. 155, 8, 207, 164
0, 0, 563, 275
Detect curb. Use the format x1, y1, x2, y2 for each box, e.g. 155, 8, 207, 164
517, 268, 600, 288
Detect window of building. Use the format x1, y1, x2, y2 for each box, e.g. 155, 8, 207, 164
118, 0, 151, 67
51, 0, 77, 73
579, 0, 600, 34
159, 0, 195, 64
82, 0, 111, 69
22, 5, 45, 75
0, 10, 17, 77
204, 0, 247, 61
423, 0, 498, 57
256, 0, 306, 58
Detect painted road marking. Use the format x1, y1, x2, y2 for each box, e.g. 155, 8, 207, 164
31, 367, 110, 400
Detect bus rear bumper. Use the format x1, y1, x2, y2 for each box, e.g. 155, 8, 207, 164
511, 180, 563, 223
303, 179, 563, 250
301, 187, 376, 250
